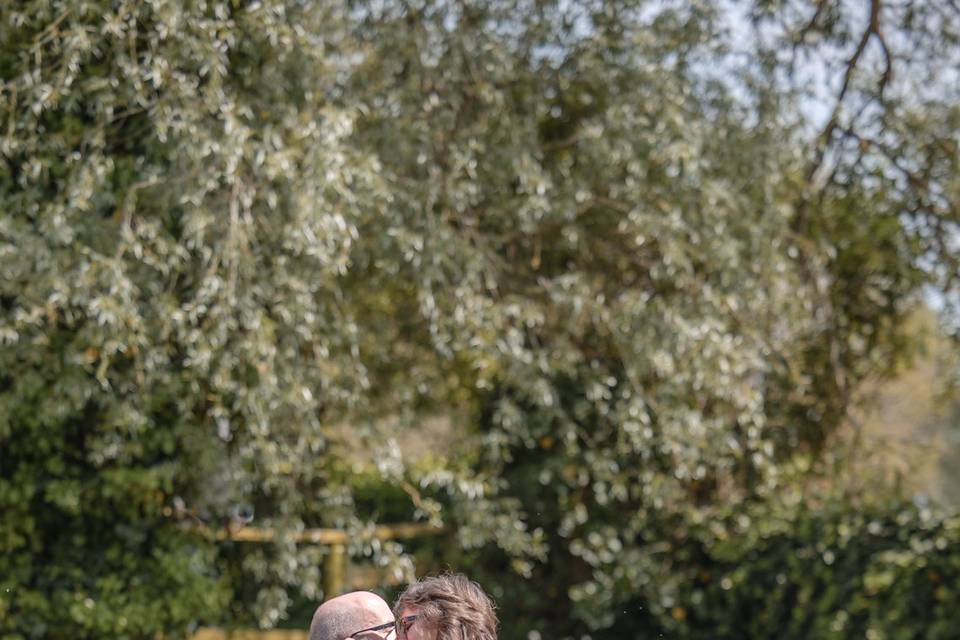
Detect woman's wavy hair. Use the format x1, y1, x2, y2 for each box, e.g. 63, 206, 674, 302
393, 573, 498, 640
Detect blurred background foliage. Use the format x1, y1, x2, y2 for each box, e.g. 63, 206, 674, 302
2, 0, 960, 638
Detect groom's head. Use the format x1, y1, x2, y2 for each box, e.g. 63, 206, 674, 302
309, 590, 395, 640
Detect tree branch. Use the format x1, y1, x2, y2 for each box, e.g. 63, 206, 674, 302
808, 0, 889, 185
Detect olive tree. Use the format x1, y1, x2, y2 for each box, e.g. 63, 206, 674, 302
2, 0, 958, 638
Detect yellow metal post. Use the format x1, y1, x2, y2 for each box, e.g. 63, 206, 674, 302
323, 543, 347, 597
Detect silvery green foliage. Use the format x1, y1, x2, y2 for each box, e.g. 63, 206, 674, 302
353, 1, 801, 491
1, 0, 388, 635
2, 0, 958, 637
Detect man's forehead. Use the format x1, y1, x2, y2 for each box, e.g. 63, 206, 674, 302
345, 591, 392, 612
329, 591, 394, 625
342, 595, 393, 639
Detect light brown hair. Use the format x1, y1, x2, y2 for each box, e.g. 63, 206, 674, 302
394, 573, 498, 640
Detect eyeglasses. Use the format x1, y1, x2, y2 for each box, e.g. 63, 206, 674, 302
348, 620, 397, 640
395, 614, 420, 639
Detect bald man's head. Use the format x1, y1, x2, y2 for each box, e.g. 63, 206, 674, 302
309, 591, 394, 640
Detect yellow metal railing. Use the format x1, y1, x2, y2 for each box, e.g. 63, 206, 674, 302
211, 522, 447, 596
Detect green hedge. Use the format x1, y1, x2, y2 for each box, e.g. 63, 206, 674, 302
668, 499, 960, 639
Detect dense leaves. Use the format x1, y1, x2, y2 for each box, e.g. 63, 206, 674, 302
666, 497, 960, 639
1, 0, 958, 638
1, 1, 382, 635
442, 489, 960, 639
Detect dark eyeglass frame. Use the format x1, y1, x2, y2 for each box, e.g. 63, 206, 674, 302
396, 614, 421, 639
347, 620, 396, 639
